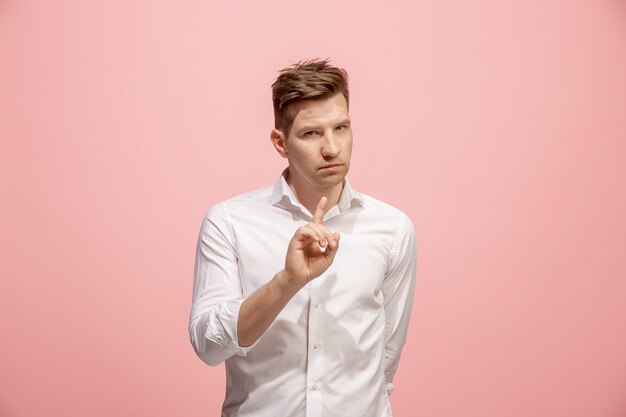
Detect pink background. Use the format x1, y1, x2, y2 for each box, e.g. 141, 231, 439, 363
1, 1, 626, 416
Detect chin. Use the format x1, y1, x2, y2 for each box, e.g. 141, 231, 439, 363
318, 173, 346, 187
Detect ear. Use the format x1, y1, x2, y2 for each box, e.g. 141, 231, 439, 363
270, 128, 289, 159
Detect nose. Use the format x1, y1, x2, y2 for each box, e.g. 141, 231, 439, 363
321, 132, 340, 158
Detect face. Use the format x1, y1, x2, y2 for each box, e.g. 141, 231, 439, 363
271, 93, 353, 194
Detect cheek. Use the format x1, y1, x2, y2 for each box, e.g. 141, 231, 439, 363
344, 138, 353, 156
289, 145, 318, 166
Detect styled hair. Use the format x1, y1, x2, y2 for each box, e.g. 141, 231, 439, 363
272, 58, 349, 136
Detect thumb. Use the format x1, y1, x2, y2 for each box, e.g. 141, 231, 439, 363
323, 232, 341, 260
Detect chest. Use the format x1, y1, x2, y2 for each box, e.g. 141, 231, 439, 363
231, 208, 394, 306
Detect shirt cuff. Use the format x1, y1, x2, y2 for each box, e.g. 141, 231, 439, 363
204, 299, 260, 357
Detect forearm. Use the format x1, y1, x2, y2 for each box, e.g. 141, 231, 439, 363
237, 270, 304, 347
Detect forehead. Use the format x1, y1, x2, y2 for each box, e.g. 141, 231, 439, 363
289, 93, 349, 127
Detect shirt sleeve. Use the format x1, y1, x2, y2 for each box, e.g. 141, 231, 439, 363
382, 213, 417, 394
188, 202, 260, 366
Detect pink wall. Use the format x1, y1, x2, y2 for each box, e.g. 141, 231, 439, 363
2, 1, 626, 416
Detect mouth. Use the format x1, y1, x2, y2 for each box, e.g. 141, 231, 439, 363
319, 163, 343, 170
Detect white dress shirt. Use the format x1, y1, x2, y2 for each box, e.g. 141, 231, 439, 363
189, 173, 417, 417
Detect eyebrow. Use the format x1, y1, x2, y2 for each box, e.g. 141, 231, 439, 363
298, 119, 351, 132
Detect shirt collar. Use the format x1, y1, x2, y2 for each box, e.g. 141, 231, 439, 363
270, 169, 365, 215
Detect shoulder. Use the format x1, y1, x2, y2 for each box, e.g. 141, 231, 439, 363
352, 191, 416, 271
200, 182, 275, 232
357, 191, 415, 232
354, 192, 417, 272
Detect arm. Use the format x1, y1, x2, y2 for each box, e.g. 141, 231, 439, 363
189, 203, 249, 366
382, 214, 417, 394
189, 198, 340, 365
237, 196, 340, 346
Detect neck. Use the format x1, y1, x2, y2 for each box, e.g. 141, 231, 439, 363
285, 171, 345, 215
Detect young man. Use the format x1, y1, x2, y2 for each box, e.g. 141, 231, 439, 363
189, 59, 416, 417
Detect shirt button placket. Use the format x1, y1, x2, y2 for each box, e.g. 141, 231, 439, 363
305, 292, 324, 416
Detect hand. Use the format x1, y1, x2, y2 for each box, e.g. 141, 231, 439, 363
279, 196, 341, 287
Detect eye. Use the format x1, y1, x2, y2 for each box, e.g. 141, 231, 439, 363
335, 125, 347, 131
303, 130, 319, 137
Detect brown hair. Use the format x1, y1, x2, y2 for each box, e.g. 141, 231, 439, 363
272, 58, 349, 136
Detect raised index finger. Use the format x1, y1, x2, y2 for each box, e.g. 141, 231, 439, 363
312, 196, 329, 224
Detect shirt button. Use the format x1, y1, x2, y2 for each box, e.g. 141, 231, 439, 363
313, 342, 320, 349
312, 383, 319, 391
314, 303, 320, 309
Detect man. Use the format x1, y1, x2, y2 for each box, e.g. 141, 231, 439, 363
189, 59, 416, 417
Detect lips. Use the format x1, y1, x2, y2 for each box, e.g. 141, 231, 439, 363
320, 163, 343, 170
